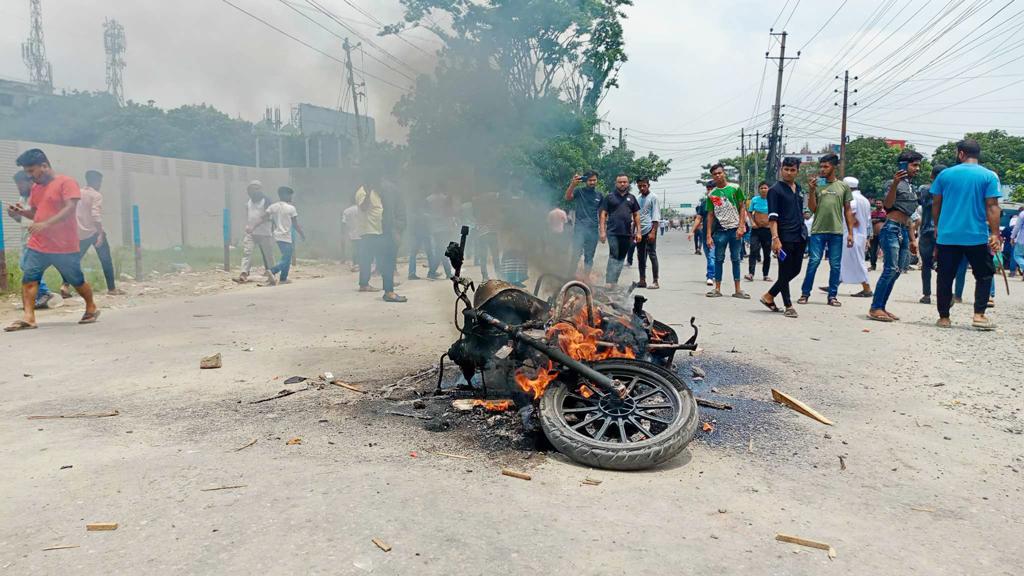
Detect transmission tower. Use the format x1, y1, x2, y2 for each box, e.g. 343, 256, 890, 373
21, 0, 53, 91
104, 18, 127, 106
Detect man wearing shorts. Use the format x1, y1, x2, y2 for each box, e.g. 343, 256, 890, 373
6, 148, 99, 331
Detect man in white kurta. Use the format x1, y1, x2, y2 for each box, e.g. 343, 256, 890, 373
841, 177, 872, 296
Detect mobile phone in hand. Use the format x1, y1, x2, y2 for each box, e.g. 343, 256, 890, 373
778, 248, 788, 262
898, 160, 909, 176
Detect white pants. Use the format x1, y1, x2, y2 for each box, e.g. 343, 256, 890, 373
240, 234, 275, 275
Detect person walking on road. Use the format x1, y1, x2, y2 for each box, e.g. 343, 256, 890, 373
705, 164, 748, 299
265, 186, 305, 285
1011, 207, 1024, 277
6, 148, 100, 331
868, 200, 886, 270
426, 187, 455, 280
566, 171, 602, 279
760, 157, 807, 318
799, 154, 855, 307
342, 195, 364, 273
598, 174, 641, 288
932, 139, 1002, 330
9, 171, 56, 309
406, 195, 432, 280
820, 176, 872, 298
235, 180, 276, 284
378, 179, 408, 303
869, 150, 924, 322
635, 176, 661, 289
63, 170, 123, 296
916, 165, 945, 303
745, 181, 772, 282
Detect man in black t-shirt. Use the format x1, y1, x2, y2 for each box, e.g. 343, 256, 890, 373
599, 174, 642, 288
566, 171, 602, 278
760, 157, 808, 318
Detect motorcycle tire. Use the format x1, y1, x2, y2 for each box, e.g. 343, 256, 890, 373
538, 359, 699, 471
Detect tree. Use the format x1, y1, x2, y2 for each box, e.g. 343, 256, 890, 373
844, 137, 930, 199
933, 130, 1024, 201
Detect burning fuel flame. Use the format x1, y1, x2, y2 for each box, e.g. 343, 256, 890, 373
472, 399, 513, 412
651, 327, 671, 342
547, 307, 636, 362
514, 360, 559, 400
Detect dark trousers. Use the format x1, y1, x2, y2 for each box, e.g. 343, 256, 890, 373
360, 230, 391, 291
78, 234, 116, 291
919, 232, 935, 297
606, 235, 631, 284
429, 231, 454, 277
570, 225, 599, 276
936, 243, 994, 317
694, 229, 703, 253
407, 230, 433, 277
868, 236, 880, 269
636, 234, 659, 282
768, 240, 806, 308
626, 236, 636, 265
271, 241, 294, 282
380, 234, 398, 293
478, 231, 500, 280
748, 228, 772, 277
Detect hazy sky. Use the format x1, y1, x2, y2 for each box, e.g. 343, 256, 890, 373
2, 0, 1021, 207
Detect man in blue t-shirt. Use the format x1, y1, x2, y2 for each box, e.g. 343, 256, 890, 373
931, 139, 1003, 331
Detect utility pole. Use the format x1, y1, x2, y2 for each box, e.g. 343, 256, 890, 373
740, 128, 746, 193
22, 0, 53, 92
753, 130, 760, 186
103, 18, 126, 106
765, 31, 799, 182
836, 70, 858, 178
618, 127, 625, 149
343, 38, 365, 152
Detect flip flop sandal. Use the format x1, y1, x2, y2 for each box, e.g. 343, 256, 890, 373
705, 290, 723, 298
733, 292, 751, 299
828, 298, 842, 307
972, 318, 996, 331
743, 275, 754, 281
759, 297, 780, 312
78, 310, 101, 324
936, 318, 952, 329
383, 293, 408, 303
763, 277, 772, 282
817, 286, 830, 294
649, 283, 660, 290
783, 308, 799, 318
867, 312, 893, 322
4, 320, 37, 332
885, 311, 900, 321
797, 296, 809, 305
850, 290, 873, 297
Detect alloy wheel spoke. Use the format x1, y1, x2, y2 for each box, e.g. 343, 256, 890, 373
636, 410, 673, 424
562, 406, 600, 414
617, 418, 629, 443
628, 416, 657, 439
593, 418, 613, 441
571, 413, 602, 431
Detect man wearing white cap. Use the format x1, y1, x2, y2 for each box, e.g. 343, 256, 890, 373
234, 180, 276, 284
821, 176, 872, 297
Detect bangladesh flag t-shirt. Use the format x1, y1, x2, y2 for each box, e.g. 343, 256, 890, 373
706, 184, 745, 232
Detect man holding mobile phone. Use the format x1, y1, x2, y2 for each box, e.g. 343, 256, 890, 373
868, 149, 924, 322
799, 153, 855, 307
760, 157, 807, 318
566, 170, 601, 279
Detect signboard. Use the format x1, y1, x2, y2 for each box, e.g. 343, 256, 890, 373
680, 203, 693, 208
885, 139, 907, 150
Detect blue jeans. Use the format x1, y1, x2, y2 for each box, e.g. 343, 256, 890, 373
871, 221, 909, 310
606, 235, 631, 284
271, 240, 293, 282
801, 233, 844, 299
712, 228, 742, 283
570, 225, 599, 276
1014, 242, 1024, 272
19, 248, 50, 297
703, 244, 716, 280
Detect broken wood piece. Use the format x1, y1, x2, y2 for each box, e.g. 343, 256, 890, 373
42, 544, 80, 551
200, 484, 247, 492
838, 455, 847, 471
200, 353, 222, 369
86, 523, 118, 531
696, 398, 733, 410
28, 410, 119, 420
430, 451, 469, 460
233, 439, 257, 452
771, 389, 834, 426
501, 468, 531, 481
250, 389, 303, 404
581, 478, 602, 486
775, 533, 836, 559
331, 381, 366, 394
372, 538, 392, 552
386, 411, 432, 420
910, 506, 935, 513
286, 438, 302, 445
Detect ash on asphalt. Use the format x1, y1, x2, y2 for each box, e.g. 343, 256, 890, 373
677, 355, 806, 454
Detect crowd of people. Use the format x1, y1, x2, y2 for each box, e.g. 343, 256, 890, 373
688, 139, 1012, 330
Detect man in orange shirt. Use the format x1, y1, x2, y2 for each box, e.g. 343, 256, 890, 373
5, 149, 99, 331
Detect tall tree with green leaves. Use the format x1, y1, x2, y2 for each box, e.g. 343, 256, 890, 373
933, 130, 1024, 201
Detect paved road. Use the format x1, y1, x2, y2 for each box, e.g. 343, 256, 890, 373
1, 234, 1020, 575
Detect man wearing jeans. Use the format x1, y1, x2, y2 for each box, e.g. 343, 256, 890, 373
635, 176, 661, 289
869, 150, 924, 322
688, 183, 716, 286
705, 164, 748, 299
932, 139, 1002, 330
1012, 207, 1024, 276
598, 174, 641, 288
916, 165, 945, 304
566, 171, 602, 279
10, 171, 55, 308
799, 154, 855, 307
266, 187, 305, 285
69, 170, 123, 296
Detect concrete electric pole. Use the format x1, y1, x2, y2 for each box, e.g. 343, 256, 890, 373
764, 30, 799, 182
836, 70, 858, 178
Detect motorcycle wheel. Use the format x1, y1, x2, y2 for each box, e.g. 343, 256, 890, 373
538, 359, 698, 471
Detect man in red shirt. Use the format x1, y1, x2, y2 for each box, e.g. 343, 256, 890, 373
5, 149, 99, 331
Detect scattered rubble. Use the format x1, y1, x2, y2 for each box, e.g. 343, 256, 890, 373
775, 533, 836, 559
771, 389, 833, 426
200, 353, 222, 369
86, 523, 118, 532
372, 538, 392, 552
501, 468, 532, 481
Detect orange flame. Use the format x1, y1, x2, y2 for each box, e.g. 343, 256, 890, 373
547, 306, 636, 362
514, 361, 559, 400
472, 399, 513, 412
651, 327, 671, 342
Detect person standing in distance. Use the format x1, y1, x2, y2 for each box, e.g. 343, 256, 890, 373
634, 176, 661, 289
799, 153, 855, 307
745, 181, 773, 282
705, 164, 749, 299
760, 157, 807, 318
868, 150, 924, 322
598, 174, 641, 289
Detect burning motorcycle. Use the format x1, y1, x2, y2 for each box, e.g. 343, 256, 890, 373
439, 227, 700, 471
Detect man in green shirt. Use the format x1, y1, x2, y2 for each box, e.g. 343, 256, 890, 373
705, 163, 749, 299
799, 153, 855, 306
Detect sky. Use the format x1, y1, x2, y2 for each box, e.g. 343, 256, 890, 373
2, 0, 1022, 209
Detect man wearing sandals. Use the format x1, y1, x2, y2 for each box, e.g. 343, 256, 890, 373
799, 154, 855, 308
760, 157, 807, 318
704, 164, 749, 299
868, 150, 924, 322
931, 139, 1002, 331
6, 149, 100, 331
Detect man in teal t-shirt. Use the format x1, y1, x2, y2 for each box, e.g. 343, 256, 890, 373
705, 163, 748, 299
799, 153, 855, 306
